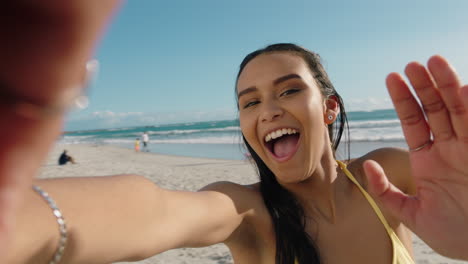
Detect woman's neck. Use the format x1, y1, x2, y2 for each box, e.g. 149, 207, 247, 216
283, 147, 342, 224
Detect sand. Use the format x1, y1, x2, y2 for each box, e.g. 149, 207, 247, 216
37, 144, 468, 264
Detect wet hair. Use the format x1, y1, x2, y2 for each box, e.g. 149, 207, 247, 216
235, 43, 349, 264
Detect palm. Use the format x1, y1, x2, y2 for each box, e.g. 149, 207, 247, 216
409, 140, 468, 258
366, 55, 468, 260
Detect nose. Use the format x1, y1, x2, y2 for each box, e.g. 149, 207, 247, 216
260, 101, 284, 122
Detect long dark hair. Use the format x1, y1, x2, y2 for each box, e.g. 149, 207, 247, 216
235, 43, 350, 264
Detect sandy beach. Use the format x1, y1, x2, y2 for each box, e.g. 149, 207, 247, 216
37, 144, 468, 264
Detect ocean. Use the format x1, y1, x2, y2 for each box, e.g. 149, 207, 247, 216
61, 109, 408, 160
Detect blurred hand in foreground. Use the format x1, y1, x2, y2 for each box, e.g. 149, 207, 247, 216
0, 1, 121, 262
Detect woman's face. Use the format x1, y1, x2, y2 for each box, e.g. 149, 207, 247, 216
237, 52, 332, 184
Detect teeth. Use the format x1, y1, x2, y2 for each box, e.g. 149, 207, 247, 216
265, 128, 297, 143
273, 131, 280, 139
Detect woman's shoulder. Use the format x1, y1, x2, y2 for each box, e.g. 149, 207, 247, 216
346, 147, 415, 195
200, 181, 271, 246
200, 181, 265, 215
200, 180, 261, 193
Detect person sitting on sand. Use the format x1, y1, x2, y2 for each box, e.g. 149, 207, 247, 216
2, 2, 468, 264
58, 150, 76, 165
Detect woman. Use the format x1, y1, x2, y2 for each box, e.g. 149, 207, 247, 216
234, 43, 417, 263
3, 2, 468, 264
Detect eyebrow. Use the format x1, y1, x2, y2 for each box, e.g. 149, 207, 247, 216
273, 73, 302, 85
237, 73, 302, 99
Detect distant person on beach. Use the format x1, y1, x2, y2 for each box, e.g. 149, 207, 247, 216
3, 2, 468, 264
58, 150, 76, 165
142, 131, 149, 152
135, 138, 141, 152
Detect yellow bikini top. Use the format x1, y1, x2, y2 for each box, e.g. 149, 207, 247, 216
337, 160, 414, 264
295, 161, 414, 264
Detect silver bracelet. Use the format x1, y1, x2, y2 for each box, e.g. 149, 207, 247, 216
32, 185, 68, 264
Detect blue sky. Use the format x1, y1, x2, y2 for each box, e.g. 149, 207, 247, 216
66, 0, 468, 131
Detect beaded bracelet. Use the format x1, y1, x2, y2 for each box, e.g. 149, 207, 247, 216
32, 185, 68, 264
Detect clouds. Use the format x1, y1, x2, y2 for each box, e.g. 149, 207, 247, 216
65, 108, 238, 131
90, 110, 143, 118
345, 97, 393, 112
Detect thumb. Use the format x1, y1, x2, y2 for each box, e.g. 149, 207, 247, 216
363, 159, 418, 228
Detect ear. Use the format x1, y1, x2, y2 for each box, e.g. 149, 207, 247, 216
323, 95, 340, 124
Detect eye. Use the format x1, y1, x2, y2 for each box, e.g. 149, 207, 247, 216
280, 88, 300, 97
243, 100, 260, 109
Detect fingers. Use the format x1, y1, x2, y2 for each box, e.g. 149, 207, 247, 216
390, 55, 468, 146
386, 73, 431, 150
427, 56, 468, 142
0, 1, 121, 104
404, 62, 454, 142
363, 160, 419, 229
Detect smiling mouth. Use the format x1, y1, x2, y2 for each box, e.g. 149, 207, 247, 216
265, 130, 300, 159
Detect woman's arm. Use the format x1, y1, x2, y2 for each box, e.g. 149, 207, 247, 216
2, 3, 250, 263
8, 176, 250, 263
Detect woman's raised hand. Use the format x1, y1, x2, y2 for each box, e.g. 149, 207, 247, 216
364, 55, 468, 260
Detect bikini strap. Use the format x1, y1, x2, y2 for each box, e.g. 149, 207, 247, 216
336, 160, 394, 236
